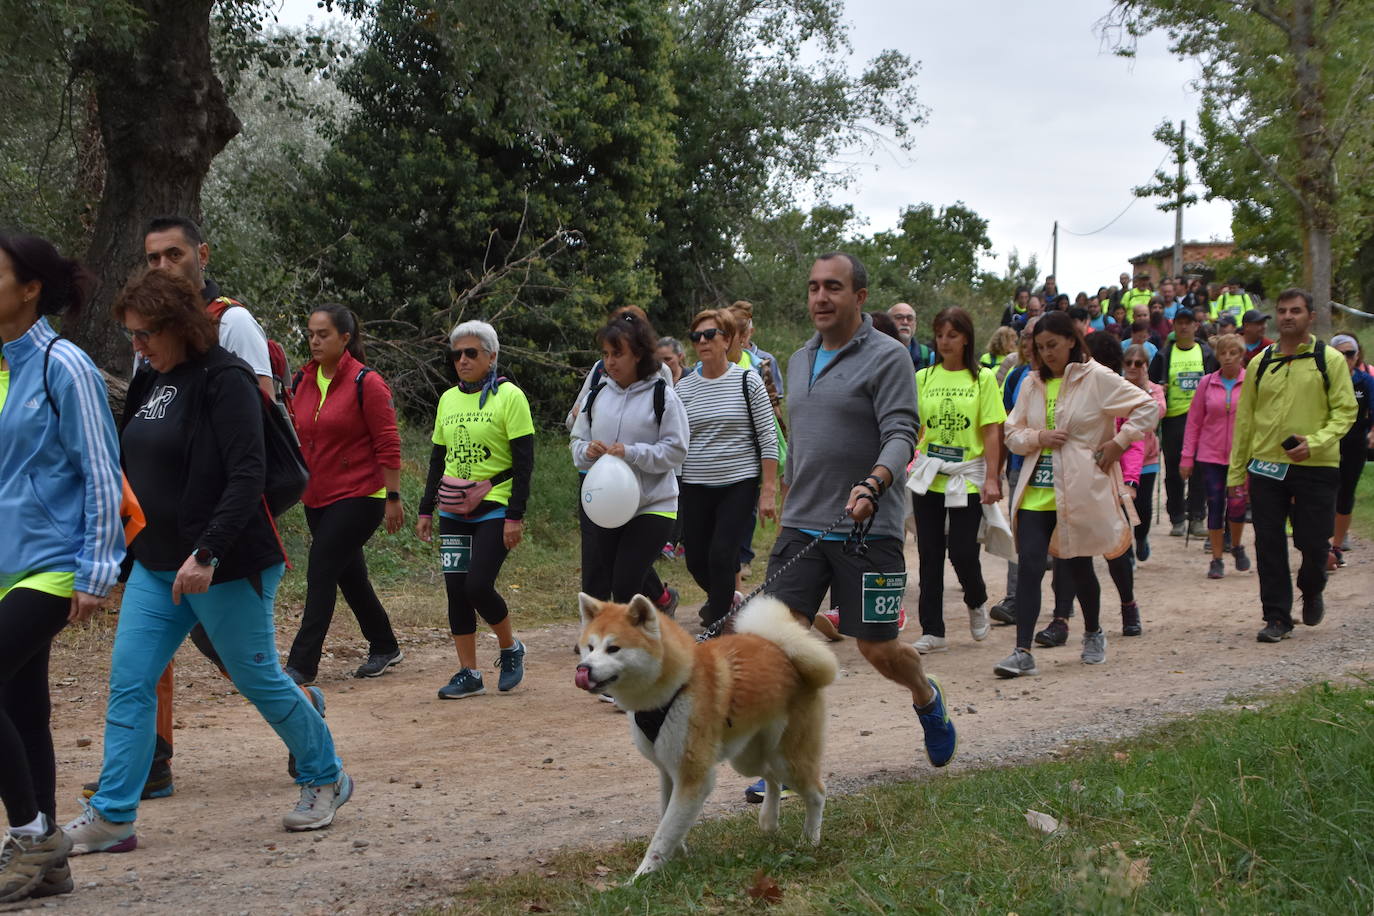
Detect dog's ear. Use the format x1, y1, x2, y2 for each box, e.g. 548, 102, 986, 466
627, 594, 661, 636
578, 592, 602, 629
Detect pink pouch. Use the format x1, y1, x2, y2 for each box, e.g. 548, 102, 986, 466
438, 476, 494, 516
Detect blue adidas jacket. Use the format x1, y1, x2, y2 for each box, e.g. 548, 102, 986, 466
0, 318, 124, 596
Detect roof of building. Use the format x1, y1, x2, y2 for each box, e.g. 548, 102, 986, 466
1128, 241, 1234, 265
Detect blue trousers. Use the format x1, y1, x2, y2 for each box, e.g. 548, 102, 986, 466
92, 561, 341, 823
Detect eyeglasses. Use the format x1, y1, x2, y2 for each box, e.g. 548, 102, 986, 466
448, 347, 484, 361
689, 328, 722, 343
1338, 349, 1358, 359
123, 327, 156, 345
1123, 359, 1148, 367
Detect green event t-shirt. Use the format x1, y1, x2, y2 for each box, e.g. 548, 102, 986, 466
1020, 377, 1062, 512
917, 365, 1007, 494
431, 383, 535, 507
1165, 343, 1205, 417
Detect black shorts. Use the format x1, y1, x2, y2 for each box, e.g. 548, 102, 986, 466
763, 527, 905, 642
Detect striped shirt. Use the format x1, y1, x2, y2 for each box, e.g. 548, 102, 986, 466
677, 363, 779, 485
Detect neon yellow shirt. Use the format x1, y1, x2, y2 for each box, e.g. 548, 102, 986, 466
1, 571, 76, 600
432, 383, 535, 507
1021, 377, 1062, 512
1165, 343, 1205, 418
917, 365, 1007, 494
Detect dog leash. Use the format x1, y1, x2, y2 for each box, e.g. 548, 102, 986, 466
697, 495, 877, 642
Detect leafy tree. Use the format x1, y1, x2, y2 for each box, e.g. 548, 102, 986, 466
275, 0, 680, 419
1103, 0, 1374, 332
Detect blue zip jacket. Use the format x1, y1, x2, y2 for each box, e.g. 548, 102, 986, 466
0, 318, 124, 595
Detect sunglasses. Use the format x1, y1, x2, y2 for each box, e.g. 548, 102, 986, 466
1123, 359, 1148, 367
689, 328, 723, 343
1338, 349, 1358, 359
123, 327, 157, 344
448, 347, 484, 361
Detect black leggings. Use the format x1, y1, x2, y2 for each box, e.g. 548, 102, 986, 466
0, 587, 69, 827
681, 479, 758, 625
912, 489, 988, 637
580, 510, 674, 603
286, 497, 399, 679
440, 516, 511, 636
1337, 440, 1365, 515
1053, 552, 1133, 612
1015, 510, 1100, 649
576, 478, 664, 603
1134, 471, 1156, 548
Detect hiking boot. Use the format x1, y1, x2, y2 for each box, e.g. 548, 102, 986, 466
64, 802, 136, 855
993, 648, 1038, 678
283, 771, 353, 832
1033, 617, 1068, 648
743, 778, 796, 804
288, 686, 327, 779
656, 586, 680, 618
0, 824, 72, 903
1207, 558, 1225, 579
912, 634, 947, 654
660, 543, 675, 561
1136, 537, 1151, 562
354, 648, 404, 679
437, 668, 485, 700
1302, 594, 1325, 627
1081, 630, 1107, 665
1233, 546, 1251, 572
968, 604, 991, 641
496, 640, 526, 692
82, 758, 173, 801
1257, 621, 1293, 643
1188, 519, 1207, 538
283, 666, 314, 687
1121, 601, 1142, 637
989, 598, 1016, 625
1169, 520, 1186, 537
915, 676, 957, 768
27, 858, 73, 900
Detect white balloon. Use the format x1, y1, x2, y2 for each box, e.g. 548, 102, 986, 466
581, 454, 640, 528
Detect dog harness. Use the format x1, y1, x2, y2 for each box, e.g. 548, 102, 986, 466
633, 685, 686, 744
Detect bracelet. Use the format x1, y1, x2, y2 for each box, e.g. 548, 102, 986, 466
855, 478, 881, 498
864, 474, 886, 493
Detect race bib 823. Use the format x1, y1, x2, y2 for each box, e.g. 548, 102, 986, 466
862, 572, 906, 624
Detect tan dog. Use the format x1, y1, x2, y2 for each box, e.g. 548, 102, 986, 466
574, 592, 838, 879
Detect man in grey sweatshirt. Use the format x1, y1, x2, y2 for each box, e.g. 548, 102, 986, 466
744, 253, 957, 804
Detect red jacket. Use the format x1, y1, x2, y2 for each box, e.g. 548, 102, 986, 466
292, 350, 402, 508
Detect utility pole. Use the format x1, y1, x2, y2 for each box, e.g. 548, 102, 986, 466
1052, 220, 1058, 279
1173, 120, 1185, 277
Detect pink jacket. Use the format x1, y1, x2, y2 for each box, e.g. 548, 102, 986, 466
1137, 382, 1165, 468
1181, 368, 1245, 468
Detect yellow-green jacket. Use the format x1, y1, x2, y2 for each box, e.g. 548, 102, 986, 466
1120, 288, 1153, 310
1226, 336, 1357, 486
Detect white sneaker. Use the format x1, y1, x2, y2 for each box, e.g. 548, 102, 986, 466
968, 604, 990, 641
283, 771, 353, 832
913, 634, 948, 654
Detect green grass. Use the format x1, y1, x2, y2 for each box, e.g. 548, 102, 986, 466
441, 681, 1374, 914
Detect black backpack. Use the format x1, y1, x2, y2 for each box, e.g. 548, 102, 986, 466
583, 361, 667, 426
209, 364, 308, 517
1252, 341, 1330, 392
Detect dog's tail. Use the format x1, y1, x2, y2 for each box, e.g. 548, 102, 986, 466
733, 596, 838, 690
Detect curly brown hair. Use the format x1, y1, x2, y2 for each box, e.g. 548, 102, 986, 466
112, 270, 216, 357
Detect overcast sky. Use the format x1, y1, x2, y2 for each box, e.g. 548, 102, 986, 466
275, 0, 1233, 295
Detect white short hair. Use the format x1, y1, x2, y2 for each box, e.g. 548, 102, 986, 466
449, 320, 499, 358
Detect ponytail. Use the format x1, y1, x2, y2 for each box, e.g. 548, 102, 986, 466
312, 303, 366, 363
0, 233, 91, 325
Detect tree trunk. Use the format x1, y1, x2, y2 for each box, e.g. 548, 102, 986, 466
1286, 0, 1336, 335
71, 0, 241, 374
1307, 222, 1334, 338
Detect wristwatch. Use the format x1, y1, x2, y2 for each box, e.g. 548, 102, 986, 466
193, 547, 220, 568
385, 490, 402, 501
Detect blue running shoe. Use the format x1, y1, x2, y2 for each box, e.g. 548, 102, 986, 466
916, 675, 958, 768
496, 640, 526, 692
743, 778, 797, 804
438, 668, 485, 699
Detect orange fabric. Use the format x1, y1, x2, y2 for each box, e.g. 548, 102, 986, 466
155, 662, 175, 750
121, 475, 146, 546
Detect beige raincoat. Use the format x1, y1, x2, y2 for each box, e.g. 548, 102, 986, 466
1005, 359, 1157, 560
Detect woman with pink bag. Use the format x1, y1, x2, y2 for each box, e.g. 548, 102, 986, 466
416, 320, 534, 700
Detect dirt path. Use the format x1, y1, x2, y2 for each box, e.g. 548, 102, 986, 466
11, 529, 1374, 914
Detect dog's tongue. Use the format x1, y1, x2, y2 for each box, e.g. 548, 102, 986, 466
574, 666, 592, 691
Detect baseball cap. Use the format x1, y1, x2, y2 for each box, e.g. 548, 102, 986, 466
1218, 314, 1237, 328
1241, 309, 1270, 325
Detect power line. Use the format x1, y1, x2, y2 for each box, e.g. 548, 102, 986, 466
1060, 152, 1172, 237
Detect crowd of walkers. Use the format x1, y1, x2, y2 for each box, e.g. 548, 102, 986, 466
0, 223, 1368, 903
